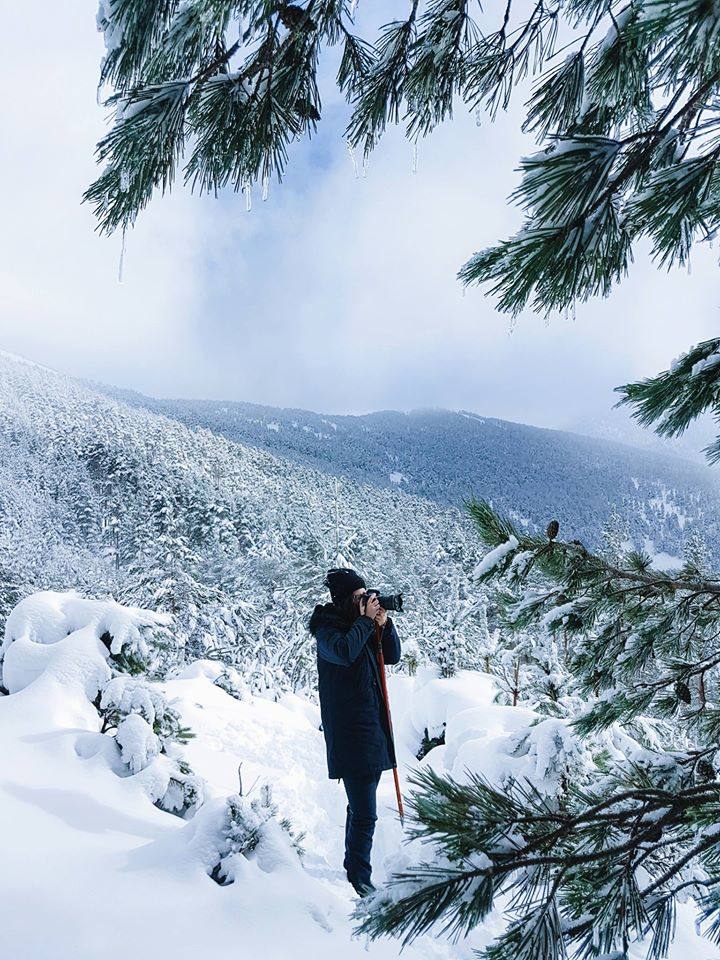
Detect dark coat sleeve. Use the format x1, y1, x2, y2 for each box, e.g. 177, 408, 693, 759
315, 614, 377, 666
381, 617, 401, 665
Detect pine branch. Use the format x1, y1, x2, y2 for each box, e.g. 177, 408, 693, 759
616, 338, 720, 463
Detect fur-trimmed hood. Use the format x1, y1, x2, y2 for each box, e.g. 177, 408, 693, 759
308, 602, 348, 636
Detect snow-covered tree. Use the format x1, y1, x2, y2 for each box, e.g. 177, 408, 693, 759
684, 524, 712, 577
210, 781, 305, 885
600, 501, 632, 563
99, 673, 203, 815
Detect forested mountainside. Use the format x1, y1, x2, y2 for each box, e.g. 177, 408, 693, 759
94, 384, 720, 563
0, 352, 487, 691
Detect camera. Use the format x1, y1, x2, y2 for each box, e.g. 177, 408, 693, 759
364, 588, 404, 613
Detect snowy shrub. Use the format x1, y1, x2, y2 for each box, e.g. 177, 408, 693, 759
1, 592, 169, 697
209, 782, 305, 885
212, 665, 250, 701
158, 758, 205, 817
115, 712, 160, 774
415, 723, 446, 761
0, 591, 205, 819
100, 675, 194, 745
400, 637, 421, 676
99, 675, 202, 815
506, 717, 589, 795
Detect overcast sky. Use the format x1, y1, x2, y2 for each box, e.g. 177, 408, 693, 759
1, 2, 719, 443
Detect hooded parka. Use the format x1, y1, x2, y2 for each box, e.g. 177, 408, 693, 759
308, 602, 401, 780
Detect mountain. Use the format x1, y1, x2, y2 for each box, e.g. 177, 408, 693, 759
92, 383, 720, 563
0, 351, 483, 685
569, 406, 718, 466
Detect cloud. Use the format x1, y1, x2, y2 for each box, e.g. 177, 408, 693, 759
0, 2, 206, 388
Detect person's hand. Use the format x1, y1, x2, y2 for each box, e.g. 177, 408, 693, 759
376, 607, 388, 627
361, 593, 380, 621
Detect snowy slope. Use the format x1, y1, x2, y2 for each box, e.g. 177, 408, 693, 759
0, 349, 486, 683
2, 592, 717, 960
93, 382, 720, 562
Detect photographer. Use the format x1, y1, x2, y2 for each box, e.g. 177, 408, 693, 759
308, 567, 401, 897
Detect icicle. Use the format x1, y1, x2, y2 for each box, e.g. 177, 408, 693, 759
346, 140, 359, 179
119, 167, 130, 192
361, 154, 368, 179
349, 0, 359, 16
696, 916, 703, 936
118, 226, 127, 284
591, 926, 600, 950
412, 142, 419, 174
262, 175, 269, 202
243, 180, 252, 212
475, 107, 482, 127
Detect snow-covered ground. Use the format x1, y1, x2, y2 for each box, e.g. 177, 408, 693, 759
1, 592, 717, 959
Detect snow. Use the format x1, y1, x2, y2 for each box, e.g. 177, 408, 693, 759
1, 591, 716, 959
0, 592, 459, 959
691, 351, 720, 378
540, 601, 577, 629
649, 488, 690, 530
472, 536, 519, 578
391, 667, 582, 794
389, 471, 406, 484
116, 712, 160, 773
643, 538, 682, 571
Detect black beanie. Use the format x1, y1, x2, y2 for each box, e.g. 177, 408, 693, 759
325, 567, 366, 604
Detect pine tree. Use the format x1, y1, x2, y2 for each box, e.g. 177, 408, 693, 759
601, 501, 633, 563
684, 524, 712, 577
358, 491, 720, 958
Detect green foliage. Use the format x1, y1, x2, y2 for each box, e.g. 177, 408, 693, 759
358, 727, 720, 959
617, 338, 720, 463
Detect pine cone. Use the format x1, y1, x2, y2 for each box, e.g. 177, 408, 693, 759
675, 680, 692, 704
278, 4, 316, 30
696, 758, 715, 782
546, 520, 559, 541
294, 97, 321, 121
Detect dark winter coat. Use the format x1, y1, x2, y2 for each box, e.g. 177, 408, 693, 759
308, 602, 402, 780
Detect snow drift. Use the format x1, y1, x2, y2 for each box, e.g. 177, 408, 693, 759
0, 591, 715, 959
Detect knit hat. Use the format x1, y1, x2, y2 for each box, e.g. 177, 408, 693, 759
324, 567, 366, 604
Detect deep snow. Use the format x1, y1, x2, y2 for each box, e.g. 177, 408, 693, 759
1, 592, 717, 960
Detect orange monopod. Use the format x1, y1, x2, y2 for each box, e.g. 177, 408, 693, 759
375, 621, 404, 825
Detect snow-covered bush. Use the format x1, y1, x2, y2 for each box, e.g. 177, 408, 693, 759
157, 757, 205, 816
115, 711, 160, 773
0, 591, 170, 696
99, 664, 203, 815
1, 591, 204, 817
208, 782, 305, 885
100, 675, 195, 745
400, 636, 421, 676
212, 665, 251, 701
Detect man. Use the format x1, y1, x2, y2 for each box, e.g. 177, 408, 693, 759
308, 567, 401, 897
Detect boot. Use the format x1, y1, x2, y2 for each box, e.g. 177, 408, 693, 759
351, 878, 376, 898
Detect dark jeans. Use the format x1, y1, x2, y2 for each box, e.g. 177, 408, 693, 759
341, 770, 382, 889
